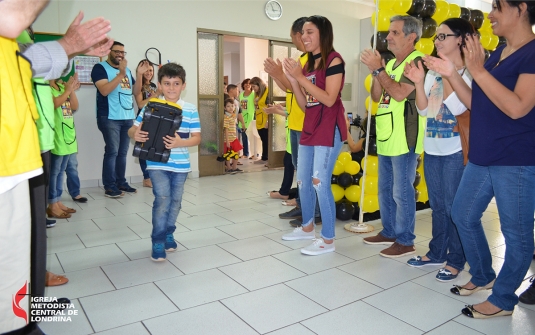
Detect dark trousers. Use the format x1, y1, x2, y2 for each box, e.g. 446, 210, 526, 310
258, 128, 268, 161
278, 152, 294, 196
241, 129, 249, 157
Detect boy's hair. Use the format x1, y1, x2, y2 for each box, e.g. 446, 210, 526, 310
224, 98, 235, 107
157, 63, 186, 83
227, 84, 237, 92
112, 41, 124, 47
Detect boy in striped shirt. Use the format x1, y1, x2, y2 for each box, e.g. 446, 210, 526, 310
128, 63, 201, 261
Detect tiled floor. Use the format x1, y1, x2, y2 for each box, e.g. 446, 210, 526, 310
41, 170, 535, 335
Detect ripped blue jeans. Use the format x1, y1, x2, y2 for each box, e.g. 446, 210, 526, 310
296, 128, 343, 240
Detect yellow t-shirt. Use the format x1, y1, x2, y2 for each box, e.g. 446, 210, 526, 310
287, 53, 308, 131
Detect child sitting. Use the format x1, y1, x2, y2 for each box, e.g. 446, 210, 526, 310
128, 63, 201, 261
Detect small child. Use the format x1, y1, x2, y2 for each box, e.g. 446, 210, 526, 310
128, 63, 201, 262
223, 98, 243, 174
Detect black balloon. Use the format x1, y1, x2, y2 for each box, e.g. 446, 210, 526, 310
352, 172, 363, 185
361, 116, 377, 137
336, 200, 355, 221
460, 7, 471, 21
422, 17, 437, 38
469, 9, 484, 30
420, 0, 437, 18
416, 155, 422, 169
407, 0, 425, 16
371, 32, 389, 53
484, 49, 491, 61
352, 203, 360, 220
413, 171, 421, 187
331, 175, 338, 184
415, 188, 421, 202
363, 137, 378, 156
338, 172, 353, 188
380, 51, 395, 65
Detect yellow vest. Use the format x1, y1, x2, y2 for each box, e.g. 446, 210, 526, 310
0, 37, 42, 176
376, 51, 425, 156
255, 88, 269, 129
287, 53, 308, 131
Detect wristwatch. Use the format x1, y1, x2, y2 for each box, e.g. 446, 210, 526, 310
372, 67, 385, 77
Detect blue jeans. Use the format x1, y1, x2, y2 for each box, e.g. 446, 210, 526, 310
452, 163, 535, 311
96, 117, 133, 190
49, 154, 71, 204
241, 128, 249, 157
424, 151, 466, 271
66, 153, 81, 198
149, 169, 188, 244
297, 128, 343, 240
378, 148, 419, 246
291, 129, 320, 217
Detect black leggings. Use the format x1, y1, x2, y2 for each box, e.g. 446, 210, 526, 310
258, 128, 268, 161
278, 152, 294, 196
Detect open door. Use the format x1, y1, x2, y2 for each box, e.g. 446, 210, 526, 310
267, 41, 302, 168
197, 32, 224, 176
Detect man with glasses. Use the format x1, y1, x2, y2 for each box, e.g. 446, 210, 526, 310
360, 15, 427, 258
91, 42, 148, 197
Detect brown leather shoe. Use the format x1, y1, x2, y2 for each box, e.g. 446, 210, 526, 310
143, 178, 153, 188
363, 233, 396, 245
379, 242, 415, 258
46, 208, 71, 219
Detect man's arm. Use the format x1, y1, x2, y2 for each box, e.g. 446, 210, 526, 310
375, 71, 415, 102
93, 60, 127, 97
0, 0, 49, 38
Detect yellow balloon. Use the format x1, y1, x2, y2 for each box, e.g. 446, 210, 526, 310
345, 185, 361, 203
344, 160, 361, 175
360, 175, 379, 195
365, 95, 379, 115
393, 0, 412, 14
374, 0, 395, 10
364, 74, 372, 93
361, 155, 379, 176
332, 184, 345, 202
338, 152, 352, 167
333, 160, 344, 176
432, 0, 450, 24
372, 9, 396, 31
417, 185, 429, 203
481, 13, 492, 31
415, 38, 434, 55
479, 31, 491, 49
360, 194, 380, 212
448, 4, 461, 18
488, 34, 499, 50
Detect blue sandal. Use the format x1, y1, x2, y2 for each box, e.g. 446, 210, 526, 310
407, 256, 444, 267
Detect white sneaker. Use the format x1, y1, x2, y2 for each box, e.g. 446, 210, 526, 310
301, 238, 335, 255
282, 227, 316, 241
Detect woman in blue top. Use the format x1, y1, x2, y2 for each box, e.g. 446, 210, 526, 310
425, 0, 535, 319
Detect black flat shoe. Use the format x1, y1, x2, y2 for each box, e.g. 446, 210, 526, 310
450, 279, 495, 296
72, 196, 88, 203
461, 305, 513, 319
519, 275, 535, 305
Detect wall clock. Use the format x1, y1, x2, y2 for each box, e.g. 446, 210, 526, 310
265, 0, 283, 21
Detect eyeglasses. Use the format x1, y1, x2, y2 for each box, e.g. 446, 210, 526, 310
111, 50, 127, 55
433, 33, 458, 42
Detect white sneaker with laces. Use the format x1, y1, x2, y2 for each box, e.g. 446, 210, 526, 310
282, 227, 316, 241
301, 238, 335, 255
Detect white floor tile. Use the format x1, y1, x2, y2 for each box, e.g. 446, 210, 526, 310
102, 257, 183, 289
454, 306, 535, 335
222, 284, 327, 334
57, 244, 129, 272
174, 227, 236, 249
216, 208, 272, 223
155, 268, 247, 309
80, 283, 177, 332
46, 253, 64, 274
93, 323, 150, 335
166, 245, 241, 274
77, 227, 140, 247
219, 256, 305, 291
177, 213, 234, 230
180, 203, 230, 216
216, 220, 279, 239
425, 321, 484, 335
45, 267, 115, 299
143, 302, 257, 335
363, 282, 466, 332
46, 219, 101, 238
265, 324, 317, 335
105, 202, 153, 216
39, 299, 94, 335
66, 207, 115, 222
218, 236, 291, 261
272, 248, 354, 275
46, 234, 86, 254
301, 301, 422, 335
92, 213, 150, 230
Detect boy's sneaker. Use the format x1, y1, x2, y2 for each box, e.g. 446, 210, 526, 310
165, 234, 178, 252
519, 275, 535, 305
290, 216, 322, 227
279, 207, 302, 219
46, 219, 56, 228
151, 243, 166, 262
282, 227, 315, 241
234, 168, 243, 173
119, 184, 137, 193
105, 188, 124, 198
301, 238, 335, 256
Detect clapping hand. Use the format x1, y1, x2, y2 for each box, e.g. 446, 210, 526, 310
360, 49, 384, 72
282, 58, 302, 83
118, 58, 128, 75
403, 60, 425, 84
264, 57, 284, 78
59, 11, 113, 58
463, 34, 486, 75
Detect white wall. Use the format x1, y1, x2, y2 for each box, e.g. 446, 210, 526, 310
33, 0, 374, 185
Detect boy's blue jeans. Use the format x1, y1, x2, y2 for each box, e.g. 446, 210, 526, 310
452, 163, 535, 311
66, 153, 81, 198
297, 128, 343, 240
148, 170, 188, 244
377, 148, 419, 246
424, 151, 465, 271
49, 153, 71, 204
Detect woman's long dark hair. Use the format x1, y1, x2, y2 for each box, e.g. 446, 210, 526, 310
440, 18, 476, 58
305, 15, 335, 73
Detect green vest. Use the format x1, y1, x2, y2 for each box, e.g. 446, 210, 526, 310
17, 30, 55, 152
239, 91, 255, 128
375, 50, 426, 156
51, 83, 77, 155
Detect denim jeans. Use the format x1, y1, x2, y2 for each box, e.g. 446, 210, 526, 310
96, 116, 133, 190
148, 169, 188, 244
66, 153, 81, 198
290, 129, 320, 217
378, 148, 419, 246
297, 128, 343, 240
139, 159, 149, 179
452, 163, 535, 311
49, 153, 71, 204
424, 151, 466, 271
241, 129, 249, 157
